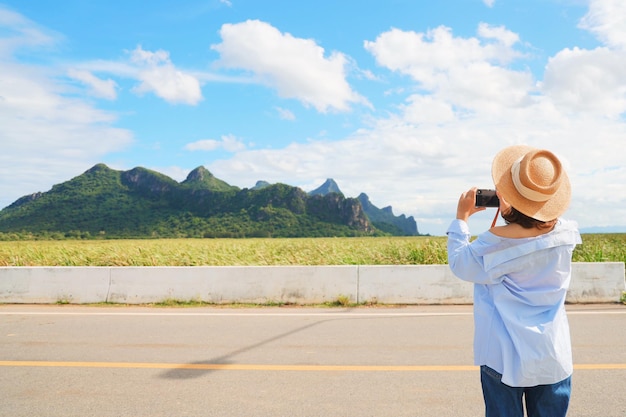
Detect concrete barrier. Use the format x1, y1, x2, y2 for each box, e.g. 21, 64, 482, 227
107, 266, 357, 305
0, 263, 623, 305
564, 262, 626, 303
0, 267, 111, 304
358, 265, 473, 304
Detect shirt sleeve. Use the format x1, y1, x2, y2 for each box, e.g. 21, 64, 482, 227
446, 219, 503, 285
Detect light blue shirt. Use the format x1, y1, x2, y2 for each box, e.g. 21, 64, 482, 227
447, 218, 582, 387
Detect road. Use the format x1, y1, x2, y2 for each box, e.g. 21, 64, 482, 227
1, 304, 625, 417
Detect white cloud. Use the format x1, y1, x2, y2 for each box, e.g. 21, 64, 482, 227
400, 95, 455, 125
2, 3, 625, 236
579, 0, 626, 49
363, 25, 532, 113
483, 0, 496, 8
209, 100, 626, 234
0, 5, 59, 56
67, 69, 118, 100
185, 134, 246, 152
185, 140, 221, 152
207, 21, 626, 235
69, 46, 206, 105
477, 22, 519, 48
211, 19, 369, 113
0, 61, 133, 208
129, 46, 203, 105
364, 25, 522, 78
0, 8, 133, 210
542, 47, 626, 116
275, 107, 296, 121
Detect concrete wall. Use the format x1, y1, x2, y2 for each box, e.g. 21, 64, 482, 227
0, 263, 624, 305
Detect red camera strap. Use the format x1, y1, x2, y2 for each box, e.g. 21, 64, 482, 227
491, 207, 500, 229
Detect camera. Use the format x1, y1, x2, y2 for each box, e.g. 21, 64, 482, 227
475, 189, 499, 207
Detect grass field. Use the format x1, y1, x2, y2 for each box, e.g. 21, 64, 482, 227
0, 234, 624, 266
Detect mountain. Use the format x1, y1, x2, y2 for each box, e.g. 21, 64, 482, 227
579, 226, 626, 234
181, 166, 238, 192
308, 179, 343, 196
357, 193, 419, 236
0, 164, 417, 239
251, 180, 271, 190
306, 179, 418, 236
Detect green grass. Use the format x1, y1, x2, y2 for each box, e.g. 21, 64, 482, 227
571, 234, 626, 263
0, 234, 623, 266
0, 236, 447, 266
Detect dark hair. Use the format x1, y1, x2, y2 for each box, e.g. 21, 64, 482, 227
502, 207, 556, 229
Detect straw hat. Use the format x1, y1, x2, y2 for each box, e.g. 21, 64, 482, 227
491, 145, 571, 221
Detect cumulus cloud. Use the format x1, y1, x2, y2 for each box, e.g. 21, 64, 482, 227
400, 95, 456, 125
210, 99, 626, 234
542, 47, 626, 117
559, 0, 626, 119
477, 22, 519, 48
129, 46, 203, 105
70, 45, 208, 105
579, 0, 626, 49
208, 20, 626, 234
211, 19, 369, 113
185, 134, 246, 152
2, 3, 625, 235
364, 24, 532, 112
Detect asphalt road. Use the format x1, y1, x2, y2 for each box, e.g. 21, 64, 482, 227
1, 304, 625, 417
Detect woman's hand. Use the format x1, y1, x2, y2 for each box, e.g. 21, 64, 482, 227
456, 187, 486, 222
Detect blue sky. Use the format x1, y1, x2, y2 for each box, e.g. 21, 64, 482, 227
1, 0, 625, 235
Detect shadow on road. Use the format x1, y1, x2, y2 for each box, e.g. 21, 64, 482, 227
159, 316, 337, 379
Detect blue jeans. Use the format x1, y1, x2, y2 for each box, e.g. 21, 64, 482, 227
480, 365, 571, 417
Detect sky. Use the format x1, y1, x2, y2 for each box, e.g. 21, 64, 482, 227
1, 0, 625, 236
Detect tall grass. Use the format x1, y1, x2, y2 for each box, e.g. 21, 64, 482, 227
0, 234, 623, 266
572, 234, 626, 263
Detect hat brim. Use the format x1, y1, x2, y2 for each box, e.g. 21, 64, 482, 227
491, 145, 571, 222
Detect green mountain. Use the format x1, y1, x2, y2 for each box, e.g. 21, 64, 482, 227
357, 193, 419, 236
308, 178, 343, 196
0, 164, 416, 239
181, 166, 237, 191
305, 179, 419, 236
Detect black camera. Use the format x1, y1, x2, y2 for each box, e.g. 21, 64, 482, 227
475, 189, 499, 207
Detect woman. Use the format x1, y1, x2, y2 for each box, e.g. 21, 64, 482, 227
447, 145, 582, 417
